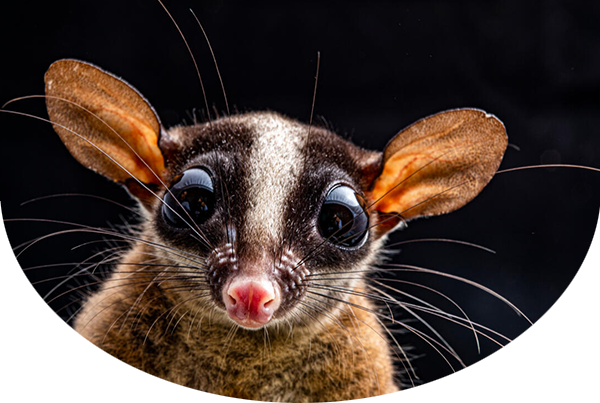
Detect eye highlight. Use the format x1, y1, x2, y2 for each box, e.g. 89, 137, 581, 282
162, 168, 215, 228
318, 185, 369, 248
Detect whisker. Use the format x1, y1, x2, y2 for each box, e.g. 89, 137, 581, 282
295, 182, 434, 272
294, 150, 467, 270
497, 164, 600, 174
168, 309, 189, 335
1, 105, 214, 250
304, 294, 417, 384
324, 178, 477, 254
189, 9, 230, 117
366, 283, 464, 364
307, 290, 460, 371
41, 244, 130, 300
385, 302, 508, 348
19, 192, 142, 217
45, 272, 206, 307
187, 305, 204, 341
386, 238, 496, 254
366, 151, 452, 211
368, 279, 482, 352
306, 51, 321, 143
307, 268, 530, 328
298, 300, 385, 388
70, 239, 129, 252
156, 0, 212, 125
222, 324, 239, 358
30, 272, 206, 287
377, 263, 532, 324
307, 269, 532, 336
6, 217, 207, 267
143, 294, 206, 345
310, 285, 465, 360
160, 284, 210, 292
309, 280, 484, 356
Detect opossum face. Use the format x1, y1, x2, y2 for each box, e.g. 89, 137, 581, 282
151, 112, 382, 329
42, 59, 507, 331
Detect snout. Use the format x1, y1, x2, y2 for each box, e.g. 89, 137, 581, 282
223, 276, 281, 329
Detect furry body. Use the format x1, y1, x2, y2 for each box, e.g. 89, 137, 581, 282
74, 244, 399, 401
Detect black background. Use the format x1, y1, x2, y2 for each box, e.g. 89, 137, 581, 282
1, 0, 598, 389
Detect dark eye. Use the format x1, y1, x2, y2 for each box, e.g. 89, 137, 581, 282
162, 168, 215, 228
318, 185, 369, 248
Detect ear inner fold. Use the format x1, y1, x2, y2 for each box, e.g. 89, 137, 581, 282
45, 59, 166, 186
368, 109, 508, 221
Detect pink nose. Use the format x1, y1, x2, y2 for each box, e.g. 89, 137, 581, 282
224, 278, 280, 328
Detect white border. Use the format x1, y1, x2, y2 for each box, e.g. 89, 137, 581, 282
0, 204, 598, 402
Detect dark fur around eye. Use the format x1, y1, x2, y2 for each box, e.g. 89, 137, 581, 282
259, 125, 379, 274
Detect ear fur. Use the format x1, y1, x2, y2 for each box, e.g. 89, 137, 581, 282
368, 108, 507, 231
44, 60, 167, 198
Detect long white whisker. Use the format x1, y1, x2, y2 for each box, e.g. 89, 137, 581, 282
2, 97, 214, 249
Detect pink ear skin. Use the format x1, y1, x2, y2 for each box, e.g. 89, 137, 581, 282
367, 109, 507, 236
44, 59, 168, 204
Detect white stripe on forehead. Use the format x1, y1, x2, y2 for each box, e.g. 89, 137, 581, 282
245, 113, 306, 245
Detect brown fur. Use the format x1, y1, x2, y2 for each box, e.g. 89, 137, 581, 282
74, 243, 399, 402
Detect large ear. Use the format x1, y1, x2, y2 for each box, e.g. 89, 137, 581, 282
45, 59, 167, 202
367, 108, 507, 232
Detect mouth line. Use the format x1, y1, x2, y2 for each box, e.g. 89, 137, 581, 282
230, 317, 270, 330
226, 302, 276, 329
223, 302, 284, 330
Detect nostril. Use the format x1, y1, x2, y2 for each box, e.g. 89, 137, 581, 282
227, 294, 237, 306
263, 298, 275, 309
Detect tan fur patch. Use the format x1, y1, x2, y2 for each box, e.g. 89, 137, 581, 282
244, 113, 306, 246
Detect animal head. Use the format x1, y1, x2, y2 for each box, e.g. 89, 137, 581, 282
44, 59, 507, 329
